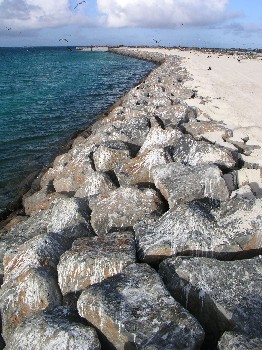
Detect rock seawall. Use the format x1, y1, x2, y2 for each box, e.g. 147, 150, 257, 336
0, 47, 261, 349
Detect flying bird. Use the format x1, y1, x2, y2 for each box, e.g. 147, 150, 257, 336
153, 39, 161, 44
59, 38, 69, 42
67, 47, 73, 51
6, 27, 12, 30
74, 1, 86, 9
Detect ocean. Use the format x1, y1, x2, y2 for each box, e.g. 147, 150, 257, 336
0, 47, 155, 214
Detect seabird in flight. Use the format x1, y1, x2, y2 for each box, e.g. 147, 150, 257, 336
74, 1, 86, 9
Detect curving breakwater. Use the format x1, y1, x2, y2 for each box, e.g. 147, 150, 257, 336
0, 47, 261, 349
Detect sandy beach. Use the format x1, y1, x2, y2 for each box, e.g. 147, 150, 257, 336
123, 47, 262, 166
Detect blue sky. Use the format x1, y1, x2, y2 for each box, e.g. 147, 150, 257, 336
0, 0, 261, 49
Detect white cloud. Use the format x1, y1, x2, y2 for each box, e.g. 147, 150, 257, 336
97, 0, 232, 28
0, 0, 91, 31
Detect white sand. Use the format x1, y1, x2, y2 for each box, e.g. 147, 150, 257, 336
124, 47, 262, 166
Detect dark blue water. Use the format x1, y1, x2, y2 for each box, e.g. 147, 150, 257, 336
0, 47, 155, 213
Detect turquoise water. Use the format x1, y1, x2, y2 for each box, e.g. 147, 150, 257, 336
0, 47, 155, 213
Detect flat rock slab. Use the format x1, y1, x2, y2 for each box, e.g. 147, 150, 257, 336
159, 256, 262, 342
151, 162, 229, 208
90, 187, 165, 234
135, 198, 262, 264
171, 135, 236, 170
58, 232, 136, 295
78, 263, 204, 350
218, 331, 262, 350
183, 120, 233, 141
4, 307, 101, 350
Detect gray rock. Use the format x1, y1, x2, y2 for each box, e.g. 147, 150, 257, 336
116, 148, 172, 187
51, 146, 96, 193
218, 332, 262, 350
90, 187, 165, 234
78, 263, 204, 350
90, 115, 151, 147
149, 103, 191, 129
135, 198, 262, 264
1, 267, 62, 339
58, 232, 136, 295
46, 196, 94, 239
171, 135, 236, 170
1, 232, 76, 339
0, 197, 93, 267
23, 183, 55, 216
5, 307, 101, 350
74, 171, 117, 199
183, 120, 233, 141
223, 171, 238, 192
159, 256, 262, 342
211, 197, 262, 255
0, 209, 51, 263
93, 143, 132, 172
3, 233, 73, 286
138, 125, 183, 155
39, 152, 72, 188
135, 201, 216, 264
151, 163, 229, 208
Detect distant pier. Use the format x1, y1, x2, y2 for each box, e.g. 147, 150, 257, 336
76, 46, 109, 52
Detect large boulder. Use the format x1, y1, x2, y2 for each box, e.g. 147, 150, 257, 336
138, 125, 183, 155
46, 197, 94, 239
74, 171, 117, 199
151, 162, 229, 208
0, 267, 62, 339
89, 115, 151, 147
159, 256, 262, 344
22, 184, 59, 216
150, 103, 191, 129
0, 232, 75, 339
93, 141, 132, 172
0, 209, 52, 263
183, 120, 233, 141
4, 308, 101, 350
78, 263, 204, 349
58, 232, 136, 295
90, 187, 165, 234
3, 233, 72, 285
135, 198, 262, 264
116, 148, 172, 187
0, 197, 93, 265
171, 135, 236, 170
52, 145, 96, 193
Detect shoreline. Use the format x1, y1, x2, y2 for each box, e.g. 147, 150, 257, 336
0, 47, 261, 349
0, 53, 157, 225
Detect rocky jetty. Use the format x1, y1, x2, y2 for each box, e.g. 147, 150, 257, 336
0, 47, 261, 349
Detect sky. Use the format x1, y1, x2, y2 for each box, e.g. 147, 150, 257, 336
0, 0, 261, 49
